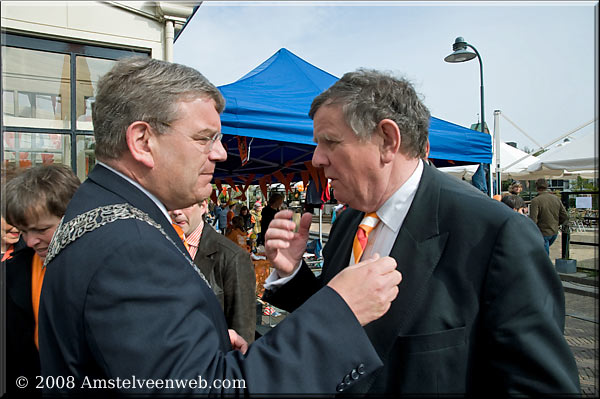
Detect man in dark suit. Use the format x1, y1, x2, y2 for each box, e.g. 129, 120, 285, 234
170, 199, 256, 343
263, 69, 580, 395
38, 57, 402, 395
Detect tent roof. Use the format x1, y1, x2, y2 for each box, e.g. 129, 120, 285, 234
214, 48, 492, 183
527, 133, 597, 173
439, 142, 539, 180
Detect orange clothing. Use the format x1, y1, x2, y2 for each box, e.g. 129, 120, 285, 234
1, 245, 15, 262
172, 223, 190, 252
226, 209, 235, 230
31, 253, 45, 349
226, 228, 249, 252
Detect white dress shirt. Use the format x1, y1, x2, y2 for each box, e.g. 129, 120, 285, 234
97, 161, 172, 224
264, 160, 424, 289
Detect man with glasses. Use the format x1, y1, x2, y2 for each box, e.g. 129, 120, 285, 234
38, 57, 401, 396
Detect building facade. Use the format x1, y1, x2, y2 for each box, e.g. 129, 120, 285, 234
1, 1, 197, 181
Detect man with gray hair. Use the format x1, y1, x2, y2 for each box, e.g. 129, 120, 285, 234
38, 57, 401, 396
263, 69, 580, 395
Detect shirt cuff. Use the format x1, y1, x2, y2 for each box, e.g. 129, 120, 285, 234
263, 260, 303, 290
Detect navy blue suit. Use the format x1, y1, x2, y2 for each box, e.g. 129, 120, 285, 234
38, 165, 382, 395
264, 163, 580, 395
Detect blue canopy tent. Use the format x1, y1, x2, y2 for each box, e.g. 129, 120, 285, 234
215, 48, 491, 183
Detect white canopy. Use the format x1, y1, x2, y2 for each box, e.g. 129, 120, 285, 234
439, 142, 539, 180
526, 132, 597, 177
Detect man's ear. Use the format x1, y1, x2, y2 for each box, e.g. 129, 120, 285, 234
378, 119, 401, 163
126, 121, 155, 168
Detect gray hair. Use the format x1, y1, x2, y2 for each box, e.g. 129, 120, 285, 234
309, 69, 430, 159
92, 56, 225, 160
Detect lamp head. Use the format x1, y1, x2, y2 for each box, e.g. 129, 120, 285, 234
444, 36, 477, 63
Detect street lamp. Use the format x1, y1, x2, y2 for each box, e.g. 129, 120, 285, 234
445, 37, 498, 196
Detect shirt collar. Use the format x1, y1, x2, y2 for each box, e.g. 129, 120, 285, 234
185, 222, 204, 248
97, 161, 171, 224
377, 160, 424, 233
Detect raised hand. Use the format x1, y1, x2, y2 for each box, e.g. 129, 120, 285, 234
264, 210, 313, 277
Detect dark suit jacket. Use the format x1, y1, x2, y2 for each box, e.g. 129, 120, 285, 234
38, 164, 382, 395
5, 238, 41, 396
194, 224, 256, 343
264, 163, 580, 395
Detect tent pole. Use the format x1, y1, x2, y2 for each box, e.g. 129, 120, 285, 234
494, 110, 502, 194
319, 207, 323, 246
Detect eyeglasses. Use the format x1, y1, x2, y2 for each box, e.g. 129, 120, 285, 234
154, 121, 223, 153
199, 131, 223, 153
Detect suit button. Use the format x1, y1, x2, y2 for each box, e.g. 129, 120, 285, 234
357, 364, 365, 375
351, 369, 360, 380
336, 383, 345, 392
343, 375, 351, 385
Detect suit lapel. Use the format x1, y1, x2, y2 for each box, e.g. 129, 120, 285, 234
194, 225, 219, 278
320, 209, 363, 283
87, 165, 188, 255
353, 164, 448, 394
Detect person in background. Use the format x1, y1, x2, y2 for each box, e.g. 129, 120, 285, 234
262, 68, 579, 395
213, 199, 228, 233
170, 199, 256, 343
1, 216, 20, 262
508, 181, 523, 195
1, 166, 21, 262
38, 57, 401, 395
259, 193, 284, 245
529, 178, 569, 255
250, 201, 262, 238
501, 194, 527, 215
226, 200, 236, 233
4, 164, 80, 396
239, 205, 254, 232
226, 215, 249, 251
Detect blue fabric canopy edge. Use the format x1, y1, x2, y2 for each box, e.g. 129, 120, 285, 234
215, 48, 492, 182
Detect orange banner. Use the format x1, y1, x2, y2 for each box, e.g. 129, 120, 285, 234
237, 136, 249, 166
301, 170, 310, 192
304, 161, 319, 188
273, 170, 291, 193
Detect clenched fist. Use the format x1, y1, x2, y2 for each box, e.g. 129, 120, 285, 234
327, 254, 401, 326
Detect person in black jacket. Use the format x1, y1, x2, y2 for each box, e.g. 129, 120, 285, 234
4, 164, 80, 396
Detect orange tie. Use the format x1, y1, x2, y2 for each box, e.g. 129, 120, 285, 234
352, 212, 380, 264
172, 223, 190, 252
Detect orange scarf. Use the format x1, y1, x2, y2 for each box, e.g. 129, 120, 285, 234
31, 254, 45, 350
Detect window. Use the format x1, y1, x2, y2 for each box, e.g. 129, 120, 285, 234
1, 33, 148, 181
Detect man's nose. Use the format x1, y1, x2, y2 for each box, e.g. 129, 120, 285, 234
312, 144, 327, 168
210, 139, 227, 162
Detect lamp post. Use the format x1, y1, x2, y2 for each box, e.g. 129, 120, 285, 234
444, 37, 496, 196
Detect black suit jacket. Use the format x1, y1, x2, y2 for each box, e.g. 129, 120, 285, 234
5, 239, 40, 396
193, 224, 256, 343
38, 165, 382, 395
264, 163, 580, 395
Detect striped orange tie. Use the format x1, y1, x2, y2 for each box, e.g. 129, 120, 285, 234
352, 212, 380, 264
172, 223, 190, 252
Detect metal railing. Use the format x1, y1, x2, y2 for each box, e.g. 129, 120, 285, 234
560, 191, 599, 260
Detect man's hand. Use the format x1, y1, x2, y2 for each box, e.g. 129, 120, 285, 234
265, 210, 313, 277
228, 329, 248, 354
327, 254, 401, 326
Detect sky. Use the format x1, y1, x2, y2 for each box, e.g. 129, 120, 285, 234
174, 1, 597, 154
